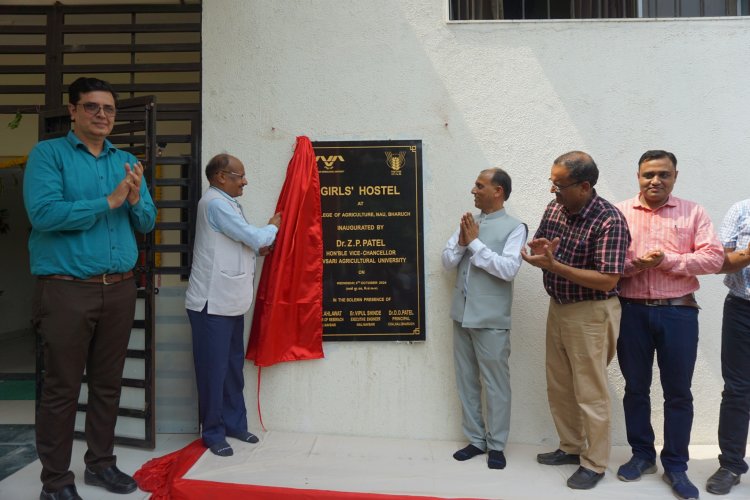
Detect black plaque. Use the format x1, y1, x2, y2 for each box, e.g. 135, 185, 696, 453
314, 140, 425, 341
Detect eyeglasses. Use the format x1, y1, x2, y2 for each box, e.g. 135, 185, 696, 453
221, 170, 246, 180
549, 179, 582, 193
77, 102, 117, 117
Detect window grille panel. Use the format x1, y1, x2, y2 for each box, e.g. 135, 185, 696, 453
450, 0, 739, 19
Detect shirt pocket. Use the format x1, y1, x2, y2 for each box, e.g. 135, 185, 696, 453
665, 226, 691, 252
217, 240, 246, 277
63, 157, 102, 200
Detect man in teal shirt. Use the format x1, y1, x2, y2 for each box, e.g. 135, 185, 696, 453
23, 77, 156, 500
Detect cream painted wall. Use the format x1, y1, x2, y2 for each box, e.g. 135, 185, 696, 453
201, 1, 749, 447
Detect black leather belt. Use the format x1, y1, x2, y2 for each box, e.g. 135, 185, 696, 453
621, 293, 699, 308
41, 271, 134, 285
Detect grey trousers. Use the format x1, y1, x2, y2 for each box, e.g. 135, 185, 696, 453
453, 321, 511, 452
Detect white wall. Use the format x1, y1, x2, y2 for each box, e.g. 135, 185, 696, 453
202, 0, 750, 447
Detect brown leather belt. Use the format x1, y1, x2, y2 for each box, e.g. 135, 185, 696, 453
621, 293, 699, 308
41, 270, 134, 285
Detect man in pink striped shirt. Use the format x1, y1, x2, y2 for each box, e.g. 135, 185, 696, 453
614, 150, 724, 500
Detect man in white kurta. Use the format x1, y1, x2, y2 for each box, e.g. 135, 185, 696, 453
185, 153, 280, 457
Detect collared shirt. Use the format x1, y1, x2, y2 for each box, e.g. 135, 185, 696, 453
442, 212, 527, 282
205, 186, 277, 251
534, 191, 630, 303
23, 130, 157, 278
616, 194, 724, 299
719, 199, 750, 300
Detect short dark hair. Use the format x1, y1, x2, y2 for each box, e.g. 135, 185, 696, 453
483, 167, 512, 201
553, 151, 599, 187
638, 150, 677, 169
68, 77, 118, 105
205, 153, 231, 180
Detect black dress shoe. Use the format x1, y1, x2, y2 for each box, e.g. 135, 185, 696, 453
40, 484, 82, 500
706, 467, 741, 495
537, 448, 580, 465
567, 466, 604, 490
84, 465, 137, 494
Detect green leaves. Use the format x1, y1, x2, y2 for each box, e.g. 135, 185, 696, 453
7, 111, 22, 130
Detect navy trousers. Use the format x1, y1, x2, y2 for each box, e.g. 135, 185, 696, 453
187, 305, 248, 447
718, 294, 750, 475
617, 301, 699, 472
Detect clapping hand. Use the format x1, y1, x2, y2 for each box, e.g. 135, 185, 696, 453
521, 237, 561, 272
125, 161, 144, 205
107, 161, 145, 209
633, 248, 664, 270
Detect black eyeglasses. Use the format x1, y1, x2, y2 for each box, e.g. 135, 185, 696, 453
77, 102, 117, 117
549, 179, 582, 193
221, 170, 246, 180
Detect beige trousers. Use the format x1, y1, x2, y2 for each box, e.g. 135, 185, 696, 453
545, 296, 620, 473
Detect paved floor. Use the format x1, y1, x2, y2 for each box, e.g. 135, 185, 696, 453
0, 401, 194, 500
1, 400, 747, 499
183, 431, 748, 500
0, 424, 35, 481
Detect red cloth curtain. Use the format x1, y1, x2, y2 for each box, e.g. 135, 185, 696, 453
246, 136, 324, 367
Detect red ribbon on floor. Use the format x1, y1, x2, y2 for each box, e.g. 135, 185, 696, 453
133, 439, 205, 499
135, 438, 481, 499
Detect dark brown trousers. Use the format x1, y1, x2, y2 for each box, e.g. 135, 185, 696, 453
32, 277, 136, 491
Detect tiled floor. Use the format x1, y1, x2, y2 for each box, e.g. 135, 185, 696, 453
0, 334, 199, 498
0, 343, 747, 500
0, 396, 747, 500
0, 424, 36, 481
182, 432, 750, 500
0, 400, 197, 500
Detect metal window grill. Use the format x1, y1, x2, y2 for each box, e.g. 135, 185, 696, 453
1, 1, 202, 449
449, 0, 739, 19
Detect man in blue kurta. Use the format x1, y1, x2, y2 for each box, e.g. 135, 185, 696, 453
23, 77, 156, 500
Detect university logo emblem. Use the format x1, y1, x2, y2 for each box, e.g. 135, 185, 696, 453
385, 151, 405, 175
316, 155, 345, 170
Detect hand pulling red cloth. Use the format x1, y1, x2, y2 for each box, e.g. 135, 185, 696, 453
135, 138, 324, 496
246, 135, 324, 367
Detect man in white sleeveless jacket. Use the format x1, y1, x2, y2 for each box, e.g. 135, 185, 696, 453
185, 154, 281, 457
442, 167, 527, 470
